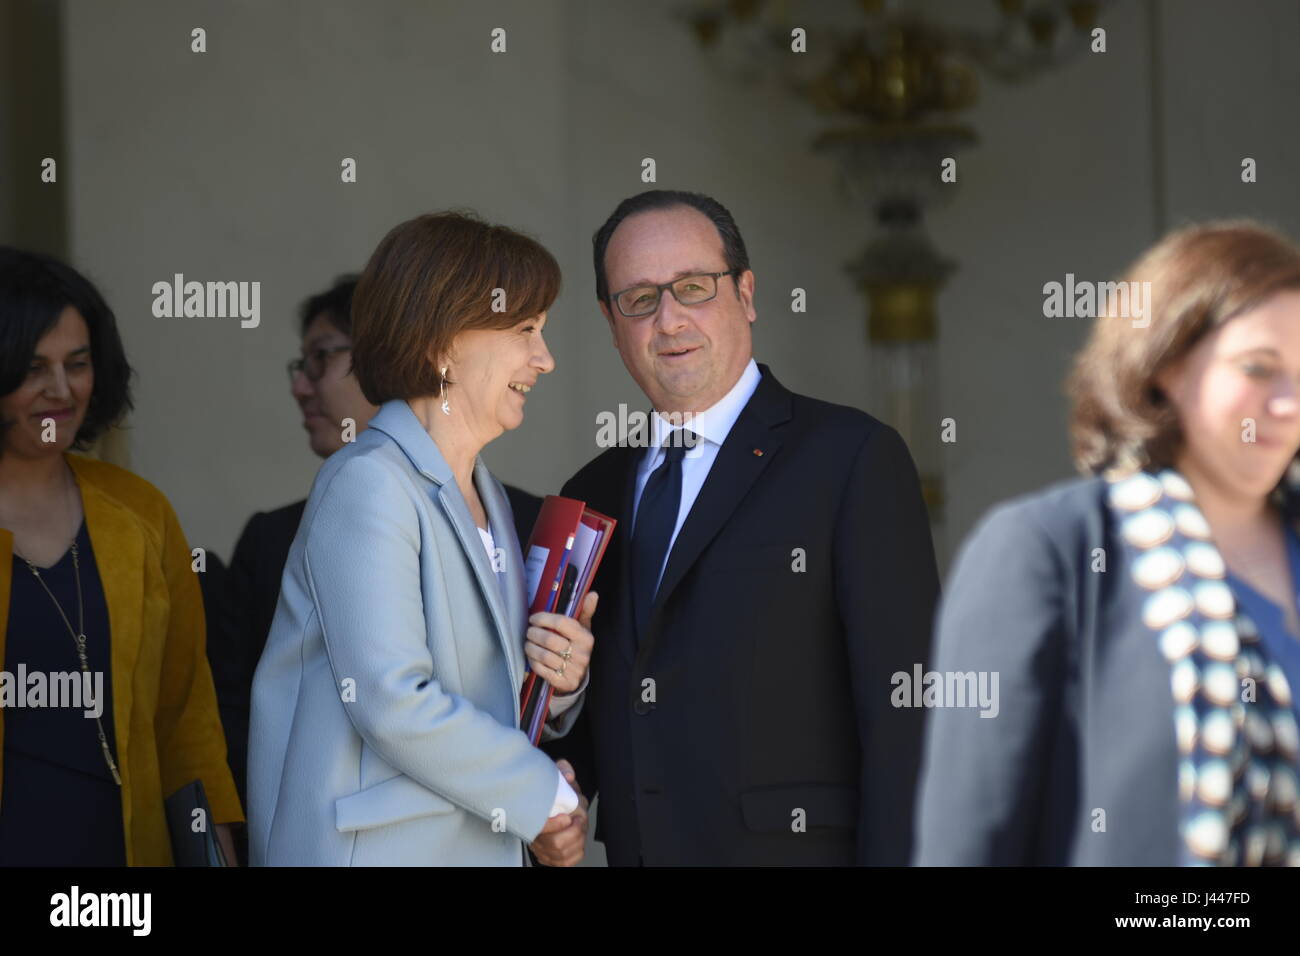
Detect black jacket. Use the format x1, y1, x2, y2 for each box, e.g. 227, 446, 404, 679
553, 364, 939, 865
210, 499, 305, 812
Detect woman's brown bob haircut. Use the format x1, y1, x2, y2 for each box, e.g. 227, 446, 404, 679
1069, 220, 1300, 476
350, 210, 561, 404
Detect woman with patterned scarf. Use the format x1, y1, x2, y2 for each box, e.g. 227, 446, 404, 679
916, 221, 1300, 866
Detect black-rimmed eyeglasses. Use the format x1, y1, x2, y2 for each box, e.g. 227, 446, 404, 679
287, 345, 352, 384
612, 270, 739, 318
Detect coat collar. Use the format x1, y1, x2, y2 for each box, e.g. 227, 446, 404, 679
366, 399, 526, 694
644, 358, 762, 457
367, 398, 456, 485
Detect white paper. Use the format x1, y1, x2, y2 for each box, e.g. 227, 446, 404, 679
562, 522, 600, 615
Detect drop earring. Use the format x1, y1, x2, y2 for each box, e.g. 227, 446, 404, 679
440, 366, 451, 415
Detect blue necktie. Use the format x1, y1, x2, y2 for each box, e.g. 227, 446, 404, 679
631, 437, 690, 643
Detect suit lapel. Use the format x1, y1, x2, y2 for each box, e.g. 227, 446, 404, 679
636, 367, 792, 663
613, 445, 644, 666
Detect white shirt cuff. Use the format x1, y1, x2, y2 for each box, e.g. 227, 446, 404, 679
549, 772, 579, 816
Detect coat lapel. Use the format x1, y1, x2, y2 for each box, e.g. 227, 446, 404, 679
366, 400, 523, 695
614, 445, 643, 666
478, 459, 528, 688
68, 454, 147, 790
636, 367, 792, 663
437, 475, 521, 693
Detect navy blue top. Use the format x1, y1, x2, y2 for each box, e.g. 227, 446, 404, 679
0, 519, 125, 866
1223, 522, 1300, 726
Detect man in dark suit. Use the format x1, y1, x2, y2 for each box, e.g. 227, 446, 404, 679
548, 190, 939, 865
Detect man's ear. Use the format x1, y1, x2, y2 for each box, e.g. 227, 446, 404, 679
737, 270, 757, 324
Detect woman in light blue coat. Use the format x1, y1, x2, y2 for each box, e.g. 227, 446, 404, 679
248, 211, 595, 866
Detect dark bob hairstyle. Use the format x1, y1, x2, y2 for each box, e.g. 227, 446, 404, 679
0, 247, 134, 456
350, 210, 561, 405
299, 273, 360, 338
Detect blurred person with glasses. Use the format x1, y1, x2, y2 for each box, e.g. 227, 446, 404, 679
285, 277, 378, 461
212, 278, 375, 864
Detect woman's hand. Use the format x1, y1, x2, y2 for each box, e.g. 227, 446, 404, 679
525, 592, 597, 694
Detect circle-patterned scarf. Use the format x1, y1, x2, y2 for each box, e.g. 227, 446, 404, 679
1106, 467, 1300, 865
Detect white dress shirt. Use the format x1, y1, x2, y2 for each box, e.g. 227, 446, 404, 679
477, 525, 578, 817
632, 358, 763, 591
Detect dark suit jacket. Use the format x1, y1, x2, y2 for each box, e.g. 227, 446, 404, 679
914, 475, 1186, 865
207, 499, 304, 831
553, 364, 939, 865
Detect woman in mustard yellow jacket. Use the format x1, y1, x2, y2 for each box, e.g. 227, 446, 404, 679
0, 248, 242, 865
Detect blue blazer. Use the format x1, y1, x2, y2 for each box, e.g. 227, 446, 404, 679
247, 399, 578, 866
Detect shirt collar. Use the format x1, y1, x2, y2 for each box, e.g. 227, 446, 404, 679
648, 358, 761, 453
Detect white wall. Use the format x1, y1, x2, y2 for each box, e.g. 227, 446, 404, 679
929, 0, 1159, 553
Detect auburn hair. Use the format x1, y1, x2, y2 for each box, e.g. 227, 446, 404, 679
1068, 220, 1300, 475
351, 211, 560, 404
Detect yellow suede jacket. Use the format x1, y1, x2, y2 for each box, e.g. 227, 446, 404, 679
0, 453, 243, 864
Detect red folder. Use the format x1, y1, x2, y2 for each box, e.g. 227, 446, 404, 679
519, 495, 616, 744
